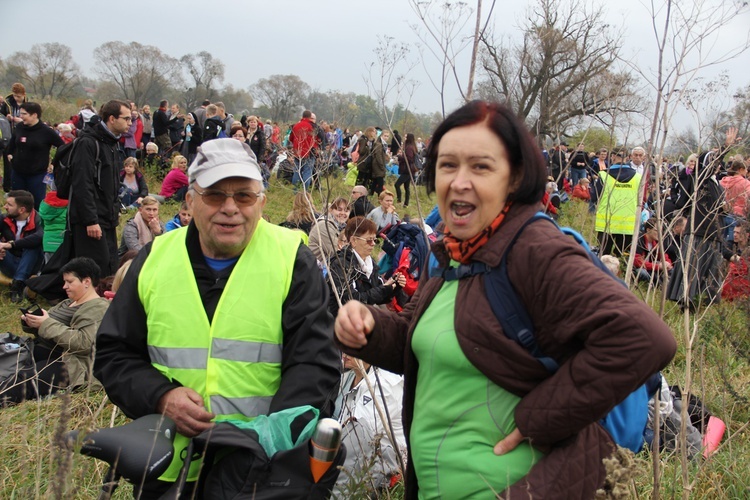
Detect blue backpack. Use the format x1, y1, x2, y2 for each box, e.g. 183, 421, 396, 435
433, 212, 652, 452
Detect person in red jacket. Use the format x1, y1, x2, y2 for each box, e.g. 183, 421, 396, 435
634, 218, 672, 283
722, 224, 750, 301
289, 110, 317, 189
571, 178, 591, 201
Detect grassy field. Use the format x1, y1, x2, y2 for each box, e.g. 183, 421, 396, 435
0, 173, 748, 498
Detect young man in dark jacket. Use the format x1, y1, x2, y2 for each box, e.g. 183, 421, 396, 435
69, 100, 130, 276
0, 190, 43, 301
153, 99, 171, 153
202, 104, 224, 142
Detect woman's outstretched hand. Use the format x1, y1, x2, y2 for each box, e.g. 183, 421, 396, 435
335, 301, 375, 349
494, 428, 524, 455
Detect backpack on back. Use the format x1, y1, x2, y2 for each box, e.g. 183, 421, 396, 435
433, 212, 653, 452
0, 115, 11, 151
51, 136, 100, 199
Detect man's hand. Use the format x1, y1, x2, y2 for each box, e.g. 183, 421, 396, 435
147, 217, 162, 235
335, 301, 375, 349
494, 428, 525, 456
0, 242, 12, 251
86, 224, 102, 239
157, 387, 215, 437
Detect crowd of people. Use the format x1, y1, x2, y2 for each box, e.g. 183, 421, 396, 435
0, 79, 744, 498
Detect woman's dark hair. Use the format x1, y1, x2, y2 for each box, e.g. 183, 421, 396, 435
231, 124, 248, 138
404, 133, 416, 147
422, 100, 546, 204
20, 101, 42, 119
61, 257, 101, 286
344, 216, 377, 240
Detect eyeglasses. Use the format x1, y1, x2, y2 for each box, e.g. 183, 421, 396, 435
192, 187, 263, 207
353, 236, 377, 245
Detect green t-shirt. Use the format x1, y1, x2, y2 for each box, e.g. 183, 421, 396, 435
410, 278, 543, 499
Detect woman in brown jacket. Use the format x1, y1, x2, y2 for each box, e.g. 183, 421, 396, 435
335, 101, 676, 499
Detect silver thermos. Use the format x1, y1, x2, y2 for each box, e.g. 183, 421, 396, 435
309, 418, 342, 482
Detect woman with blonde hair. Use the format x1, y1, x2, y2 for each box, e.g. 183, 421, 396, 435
280, 192, 318, 235
158, 155, 189, 202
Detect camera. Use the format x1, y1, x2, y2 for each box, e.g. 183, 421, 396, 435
20, 304, 43, 334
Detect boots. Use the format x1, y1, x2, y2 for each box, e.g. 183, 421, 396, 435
9, 279, 24, 303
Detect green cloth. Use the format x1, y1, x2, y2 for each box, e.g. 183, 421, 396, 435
410, 278, 543, 499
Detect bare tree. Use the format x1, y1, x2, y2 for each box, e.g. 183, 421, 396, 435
251, 74, 311, 123
479, 0, 638, 142
180, 51, 225, 108
93, 41, 180, 105
6, 43, 81, 98
409, 0, 497, 116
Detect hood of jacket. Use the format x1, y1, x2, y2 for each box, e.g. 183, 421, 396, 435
79, 122, 120, 145
43, 191, 69, 208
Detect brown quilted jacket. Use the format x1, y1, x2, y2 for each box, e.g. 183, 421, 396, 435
338, 202, 676, 499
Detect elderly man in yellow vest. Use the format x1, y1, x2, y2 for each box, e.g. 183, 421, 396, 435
592, 149, 642, 256
94, 138, 341, 498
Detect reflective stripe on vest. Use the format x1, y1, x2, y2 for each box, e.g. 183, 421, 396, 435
138, 220, 301, 481
595, 170, 642, 234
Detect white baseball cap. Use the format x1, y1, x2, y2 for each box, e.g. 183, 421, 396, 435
188, 138, 262, 187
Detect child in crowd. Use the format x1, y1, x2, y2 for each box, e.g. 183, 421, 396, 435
165, 202, 193, 232
38, 190, 69, 262
634, 218, 672, 283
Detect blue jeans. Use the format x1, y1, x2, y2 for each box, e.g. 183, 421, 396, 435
11, 170, 47, 210
571, 167, 587, 189
0, 246, 43, 281
292, 156, 314, 189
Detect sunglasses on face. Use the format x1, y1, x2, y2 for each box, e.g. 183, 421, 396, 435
192, 188, 263, 207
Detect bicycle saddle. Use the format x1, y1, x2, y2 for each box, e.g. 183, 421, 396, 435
66, 414, 176, 482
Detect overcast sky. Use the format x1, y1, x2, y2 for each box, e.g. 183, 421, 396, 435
6, 0, 749, 140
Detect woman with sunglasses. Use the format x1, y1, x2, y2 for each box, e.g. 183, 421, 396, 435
327, 216, 406, 316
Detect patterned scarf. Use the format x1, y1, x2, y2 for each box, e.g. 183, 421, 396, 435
442, 203, 513, 264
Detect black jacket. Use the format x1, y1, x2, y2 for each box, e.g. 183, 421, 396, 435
94, 222, 341, 421
69, 123, 122, 229
168, 114, 184, 145
0, 210, 43, 257
153, 108, 170, 137
349, 195, 375, 219
248, 128, 266, 161
674, 159, 726, 241
550, 148, 568, 172
569, 151, 593, 174
8, 121, 64, 175
0, 94, 25, 121
186, 114, 203, 155
327, 245, 402, 317
203, 116, 224, 142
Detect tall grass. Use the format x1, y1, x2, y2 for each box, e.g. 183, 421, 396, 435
0, 178, 748, 497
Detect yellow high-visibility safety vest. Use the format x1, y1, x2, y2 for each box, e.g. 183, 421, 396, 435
138, 220, 301, 481
595, 170, 642, 235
